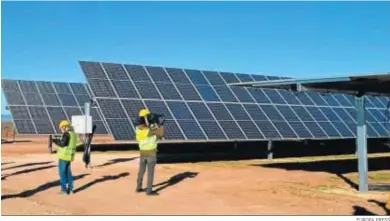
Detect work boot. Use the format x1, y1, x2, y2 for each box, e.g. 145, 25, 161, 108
58, 191, 67, 195
135, 187, 143, 193
146, 190, 159, 196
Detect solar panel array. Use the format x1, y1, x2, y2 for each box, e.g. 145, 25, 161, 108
79, 61, 390, 141
2, 79, 109, 135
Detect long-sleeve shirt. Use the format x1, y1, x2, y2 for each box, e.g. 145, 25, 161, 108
53, 132, 70, 147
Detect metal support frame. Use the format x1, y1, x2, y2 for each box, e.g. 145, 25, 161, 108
355, 95, 368, 192
267, 140, 273, 160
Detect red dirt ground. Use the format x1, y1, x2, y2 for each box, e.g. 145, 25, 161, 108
1, 137, 390, 215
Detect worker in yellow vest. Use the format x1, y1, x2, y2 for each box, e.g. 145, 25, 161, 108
52, 120, 78, 195
135, 108, 164, 196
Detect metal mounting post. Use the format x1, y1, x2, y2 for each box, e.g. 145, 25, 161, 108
267, 140, 273, 160
355, 95, 368, 192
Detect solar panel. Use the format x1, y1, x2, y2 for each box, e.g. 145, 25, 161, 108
79, 60, 390, 142
2, 79, 109, 135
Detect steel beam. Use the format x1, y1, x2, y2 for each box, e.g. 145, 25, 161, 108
355, 95, 368, 192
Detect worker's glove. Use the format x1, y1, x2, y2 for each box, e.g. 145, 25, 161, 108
150, 123, 159, 130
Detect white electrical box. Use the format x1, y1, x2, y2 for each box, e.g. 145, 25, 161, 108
71, 115, 93, 134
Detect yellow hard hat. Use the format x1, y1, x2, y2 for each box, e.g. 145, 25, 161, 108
59, 120, 70, 128
139, 108, 150, 117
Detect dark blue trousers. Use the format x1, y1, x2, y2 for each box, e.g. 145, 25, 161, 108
58, 159, 73, 193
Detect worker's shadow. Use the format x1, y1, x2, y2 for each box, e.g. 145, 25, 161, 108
94, 157, 138, 168
73, 172, 129, 193
1, 173, 89, 200
2, 165, 56, 180
152, 172, 198, 193
368, 199, 390, 215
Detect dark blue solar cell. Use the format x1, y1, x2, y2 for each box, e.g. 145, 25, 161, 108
46, 107, 67, 133
225, 103, 251, 121
321, 94, 341, 106
364, 96, 377, 108
207, 103, 233, 121
333, 94, 353, 107
80, 61, 108, 79
106, 118, 135, 140
252, 75, 268, 81
87, 79, 115, 98
202, 71, 226, 86
145, 66, 172, 83
306, 106, 328, 121
369, 122, 389, 137
165, 68, 191, 84
92, 121, 108, 134
97, 99, 127, 119
344, 108, 357, 123
198, 120, 227, 140
174, 84, 202, 101
28, 107, 50, 120
33, 120, 55, 134
275, 105, 300, 122
366, 123, 379, 137
9, 106, 30, 119
220, 72, 240, 83
259, 105, 284, 121
160, 120, 184, 140
36, 82, 56, 94
332, 121, 355, 138
288, 122, 313, 138
243, 104, 268, 121
166, 101, 194, 120
53, 83, 72, 94
236, 121, 264, 139
184, 69, 209, 85
143, 100, 173, 120
75, 94, 92, 106
291, 106, 314, 121
377, 96, 390, 107
247, 88, 272, 104
218, 121, 246, 140
14, 120, 36, 134
111, 80, 140, 99
273, 121, 297, 138
187, 102, 214, 120
102, 63, 130, 81
365, 109, 378, 122
58, 94, 78, 106
63, 107, 82, 119
213, 86, 238, 102
155, 83, 182, 100
306, 91, 328, 106
368, 109, 386, 122
332, 107, 355, 123
318, 122, 341, 137
344, 94, 357, 107
177, 120, 207, 140
295, 92, 315, 105
18, 81, 38, 93
230, 87, 255, 103
2, 79, 20, 91
124, 64, 151, 82
320, 107, 341, 121
235, 73, 254, 82
69, 83, 88, 95
368, 96, 386, 108
263, 89, 286, 104
195, 85, 220, 101
277, 90, 301, 105
344, 122, 357, 136
254, 120, 281, 139
135, 82, 161, 99
303, 122, 327, 138
23, 93, 43, 105
89, 108, 102, 121
4, 90, 25, 105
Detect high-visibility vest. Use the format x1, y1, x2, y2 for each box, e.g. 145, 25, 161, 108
135, 127, 158, 151
57, 130, 77, 161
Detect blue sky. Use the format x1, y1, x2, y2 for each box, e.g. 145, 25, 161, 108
2, 1, 390, 114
